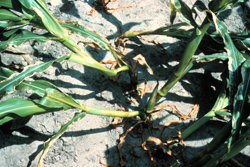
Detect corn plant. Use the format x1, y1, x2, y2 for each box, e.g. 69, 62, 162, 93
118, 0, 250, 166
0, 0, 146, 166
1, 0, 250, 166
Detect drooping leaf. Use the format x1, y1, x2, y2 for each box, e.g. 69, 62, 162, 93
0, 97, 58, 125
60, 21, 110, 50
36, 88, 83, 110
0, 20, 29, 28
68, 54, 129, 76
60, 21, 127, 66
228, 58, 250, 149
0, 55, 68, 98
0, 0, 22, 11
120, 23, 192, 40
209, 0, 244, 13
171, 0, 198, 27
0, 29, 55, 52
0, 8, 22, 21
19, 0, 68, 39
195, 52, 228, 62
38, 112, 86, 167
209, 11, 245, 109
16, 80, 59, 97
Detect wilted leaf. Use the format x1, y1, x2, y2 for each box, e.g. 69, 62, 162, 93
0, 8, 22, 21
0, 55, 68, 98
209, 0, 244, 13
133, 54, 154, 76
209, 10, 245, 109
195, 52, 228, 62
0, 97, 58, 125
229, 59, 250, 149
19, 0, 68, 39
171, 0, 198, 27
0, 29, 55, 52
60, 21, 127, 66
120, 23, 192, 40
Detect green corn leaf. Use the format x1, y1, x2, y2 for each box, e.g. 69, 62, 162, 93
120, 23, 192, 40
0, 0, 22, 11
203, 128, 250, 167
0, 67, 14, 81
38, 112, 86, 167
233, 36, 250, 51
60, 21, 127, 66
195, 52, 228, 62
209, 11, 245, 109
19, 0, 68, 39
36, 88, 83, 110
16, 80, 60, 97
0, 97, 59, 125
68, 54, 129, 76
0, 55, 68, 99
0, 20, 29, 28
209, 0, 244, 13
0, 68, 52, 97
0, 29, 55, 52
171, 0, 198, 27
60, 21, 110, 50
169, 0, 177, 24
228, 59, 250, 150
0, 8, 22, 21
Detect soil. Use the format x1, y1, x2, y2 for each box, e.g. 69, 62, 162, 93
1, 0, 250, 167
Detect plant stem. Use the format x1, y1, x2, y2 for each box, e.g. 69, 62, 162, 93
182, 78, 228, 139
203, 128, 250, 167
187, 121, 232, 167
182, 110, 216, 139
156, 17, 211, 102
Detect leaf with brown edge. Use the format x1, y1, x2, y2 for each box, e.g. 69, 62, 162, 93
38, 112, 86, 167
133, 54, 155, 76
208, 10, 245, 109
0, 55, 68, 99
59, 20, 127, 66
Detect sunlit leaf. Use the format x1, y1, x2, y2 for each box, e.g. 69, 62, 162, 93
0, 55, 68, 98
0, 97, 57, 125
0, 29, 55, 52
60, 21, 127, 66
120, 23, 192, 40
19, 0, 68, 39
0, 8, 22, 21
